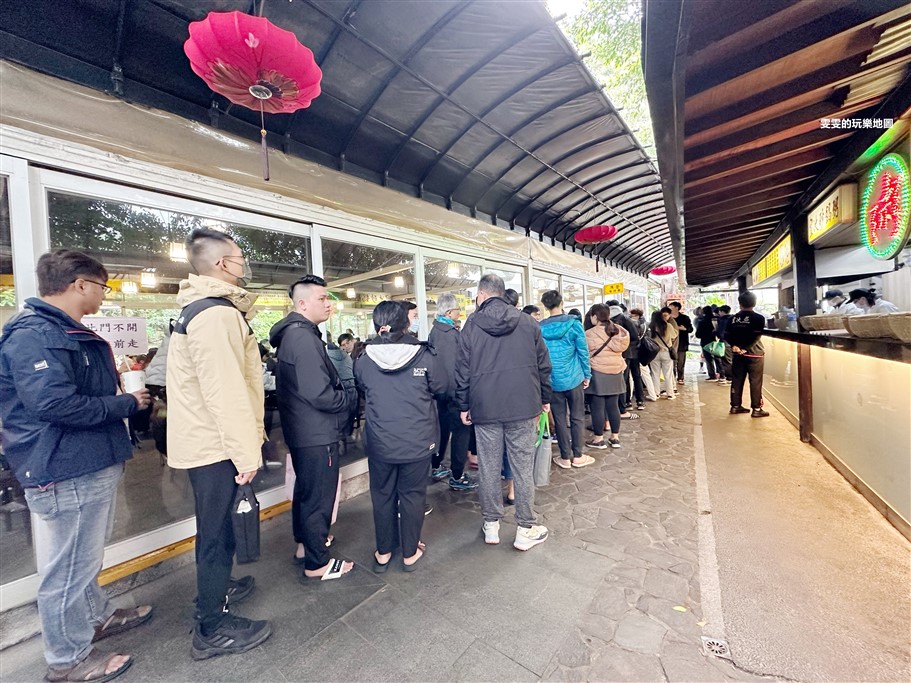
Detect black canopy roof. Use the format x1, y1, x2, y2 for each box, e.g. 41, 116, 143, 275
0, 0, 673, 274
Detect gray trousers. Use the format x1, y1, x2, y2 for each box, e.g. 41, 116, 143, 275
474, 418, 537, 528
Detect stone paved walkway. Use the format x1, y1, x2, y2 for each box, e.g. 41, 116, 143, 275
2, 371, 907, 682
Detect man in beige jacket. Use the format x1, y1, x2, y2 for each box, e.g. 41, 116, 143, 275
166, 228, 271, 660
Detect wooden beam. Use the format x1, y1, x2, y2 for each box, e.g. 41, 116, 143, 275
685, 128, 849, 175
685, 155, 828, 198
688, 209, 786, 232
688, 199, 793, 227
685, 24, 882, 119
686, 186, 802, 218
686, 0, 857, 80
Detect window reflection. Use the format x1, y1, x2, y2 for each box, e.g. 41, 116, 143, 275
533, 275, 559, 318
424, 259, 482, 325
46, 191, 311, 543
586, 285, 603, 310
1, 175, 39, 584
562, 280, 584, 316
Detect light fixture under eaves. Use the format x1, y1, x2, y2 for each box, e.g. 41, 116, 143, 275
346, 288, 356, 299
140, 269, 157, 288
169, 242, 187, 262
121, 280, 139, 295
447, 262, 460, 278
394, 276, 405, 288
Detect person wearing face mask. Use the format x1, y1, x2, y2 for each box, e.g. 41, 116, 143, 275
166, 228, 271, 660
822, 290, 860, 316
848, 288, 899, 314
271, 275, 354, 580
402, 301, 421, 336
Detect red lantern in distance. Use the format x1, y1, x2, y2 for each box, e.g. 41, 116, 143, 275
573, 225, 618, 244
650, 265, 677, 277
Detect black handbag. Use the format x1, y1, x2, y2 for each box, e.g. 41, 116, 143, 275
638, 337, 659, 365
656, 334, 677, 361
231, 483, 261, 564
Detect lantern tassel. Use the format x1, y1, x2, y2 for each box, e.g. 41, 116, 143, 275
259, 102, 270, 181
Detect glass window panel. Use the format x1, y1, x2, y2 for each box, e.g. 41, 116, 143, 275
533, 274, 559, 318
586, 285, 602, 311
47, 190, 310, 542
322, 238, 416, 466
484, 267, 524, 307
1, 175, 39, 584
562, 279, 584, 317
424, 258, 482, 325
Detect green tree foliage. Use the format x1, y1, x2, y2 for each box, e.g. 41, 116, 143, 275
560, 0, 654, 151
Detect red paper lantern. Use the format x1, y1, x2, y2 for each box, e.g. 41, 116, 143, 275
650, 265, 677, 277
573, 225, 618, 244
184, 11, 323, 180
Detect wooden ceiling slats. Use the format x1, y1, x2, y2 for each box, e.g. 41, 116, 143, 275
684, 25, 883, 119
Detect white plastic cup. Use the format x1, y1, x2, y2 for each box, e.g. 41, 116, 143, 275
122, 370, 146, 394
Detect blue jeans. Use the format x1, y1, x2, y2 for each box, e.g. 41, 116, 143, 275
24, 464, 122, 668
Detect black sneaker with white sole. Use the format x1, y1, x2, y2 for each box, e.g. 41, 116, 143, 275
751, 408, 770, 418
191, 614, 273, 660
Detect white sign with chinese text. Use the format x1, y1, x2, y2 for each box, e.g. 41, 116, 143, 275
81, 317, 149, 354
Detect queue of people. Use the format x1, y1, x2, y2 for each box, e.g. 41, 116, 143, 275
0, 236, 774, 681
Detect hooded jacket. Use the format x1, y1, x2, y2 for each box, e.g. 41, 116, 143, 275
539, 313, 591, 392
611, 313, 640, 360
455, 296, 552, 424
427, 318, 458, 402
586, 324, 630, 375
144, 325, 171, 386
0, 298, 136, 487
270, 313, 350, 449
354, 334, 448, 463
166, 274, 264, 473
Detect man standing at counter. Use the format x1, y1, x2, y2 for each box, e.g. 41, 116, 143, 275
725, 291, 769, 418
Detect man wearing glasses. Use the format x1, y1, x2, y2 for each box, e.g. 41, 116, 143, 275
166, 228, 272, 659
0, 250, 152, 683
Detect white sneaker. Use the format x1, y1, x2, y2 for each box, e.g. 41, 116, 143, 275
483, 521, 500, 545
514, 525, 548, 551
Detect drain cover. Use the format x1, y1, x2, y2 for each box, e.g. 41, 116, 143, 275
701, 636, 731, 659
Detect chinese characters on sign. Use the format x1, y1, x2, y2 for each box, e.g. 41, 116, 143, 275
808, 184, 857, 243
602, 282, 625, 296
751, 236, 792, 286
820, 118, 893, 129
81, 317, 149, 354
860, 154, 910, 260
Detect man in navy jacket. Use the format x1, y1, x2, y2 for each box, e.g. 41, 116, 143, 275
0, 250, 152, 682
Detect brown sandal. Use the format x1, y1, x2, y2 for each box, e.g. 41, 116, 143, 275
92, 606, 153, 642
45, 649, 133, 683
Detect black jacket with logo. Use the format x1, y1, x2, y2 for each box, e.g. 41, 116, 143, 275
455, 296, 552, 425
269, 313, 349, 448
354, 334, 448, 463
612, 313, 640, 360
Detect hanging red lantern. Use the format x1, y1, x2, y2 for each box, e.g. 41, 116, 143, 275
573, 224, 618, 244
183, 11, 323, 181
650, 265, 677, 277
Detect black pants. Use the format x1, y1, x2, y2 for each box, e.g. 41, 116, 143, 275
433, 399, 471, 479
623, 358, 644, 408
551, 383, 585, 460
290, 443, 340, 571
731, 354, 764, 409
590, 394, 622, 437
188, 459, 237, 634
721, 344, 733, 380
702, 349, 720, 379
369, 457, 429, 558
675, 345, 688, 380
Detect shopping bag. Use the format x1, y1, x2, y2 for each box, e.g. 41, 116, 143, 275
703, 340, 725, 358
533, 413, 552, 488
232, 483, 261, 564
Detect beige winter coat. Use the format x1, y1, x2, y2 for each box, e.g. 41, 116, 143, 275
586, 324, 629, 375
166, 274, 264, 473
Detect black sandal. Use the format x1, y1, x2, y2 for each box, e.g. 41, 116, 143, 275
373, 551, 391, 574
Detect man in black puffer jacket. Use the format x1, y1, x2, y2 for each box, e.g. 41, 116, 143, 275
455, 274, 552, 551
270, 275, 353, 580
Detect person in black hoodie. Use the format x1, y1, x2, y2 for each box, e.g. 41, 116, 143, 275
427, 293, 478, 491
606, 300, 644, 412
668, 301, 693, 385
455, 274, 552, 551
270, 275, 354, 580
724, 291, 769, 418
354, 301, 448, 572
